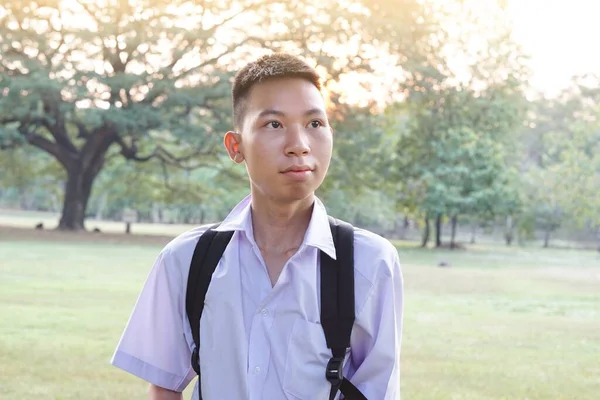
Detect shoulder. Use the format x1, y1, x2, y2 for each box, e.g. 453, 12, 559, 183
154, 224, 214, 279
352, 225, 402, 286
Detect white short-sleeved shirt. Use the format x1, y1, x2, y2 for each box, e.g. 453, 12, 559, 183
111, 195, 404, 399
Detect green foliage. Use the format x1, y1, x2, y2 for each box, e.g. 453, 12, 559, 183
0, 0, 597, 245
394, 78, 526, 233
319, 188, 397, 233
421, 127, 513, 219
516, 76, 600, 246
86, 153, 249, 222
0, 0, 433, 229
0, 145, 64, 209
320, 104, 401, 194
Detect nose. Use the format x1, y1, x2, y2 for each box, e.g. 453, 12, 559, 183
284, 125, 310, 157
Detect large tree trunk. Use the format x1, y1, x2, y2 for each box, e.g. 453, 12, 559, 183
450, 215, 458, 249
435, 213, 442, 248
58, 168, 97, 230
421, 216, 430, 247
57, 131, 115, 231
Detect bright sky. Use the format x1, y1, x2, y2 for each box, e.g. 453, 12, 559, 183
507, 0, 600, 96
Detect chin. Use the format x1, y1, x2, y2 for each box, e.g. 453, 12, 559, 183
252, 175, 325, 203
270, 186, 317, 204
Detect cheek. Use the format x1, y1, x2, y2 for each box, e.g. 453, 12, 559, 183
314, 132, 333, 157
244, 137, 277, 168
242, 137, 262, 157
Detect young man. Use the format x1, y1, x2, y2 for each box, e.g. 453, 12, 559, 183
111, 53, 404, 399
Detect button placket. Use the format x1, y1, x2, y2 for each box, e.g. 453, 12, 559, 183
247, 315, 269, 399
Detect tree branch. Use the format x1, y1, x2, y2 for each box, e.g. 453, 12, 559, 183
75, 0, 101, 23
74, 120, 91, 138
169, 35, 277, 81
19, 126, 70, 168
156, 145, 219, 166
0, 117, 19, 125
40, 93, 79, 154
78, 124, 117, 175
159, 159, 213, 195
162, 1, 265, 73
114, 134, 154, 161
113, 131, 219, 168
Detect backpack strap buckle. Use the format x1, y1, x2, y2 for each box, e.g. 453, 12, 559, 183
326, 355, 345, 386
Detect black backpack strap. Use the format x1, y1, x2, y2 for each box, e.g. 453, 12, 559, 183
321, 217, 367, 400
185, 223, 235, 399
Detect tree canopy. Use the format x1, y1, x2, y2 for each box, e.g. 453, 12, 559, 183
1, 0, 598, 251
0, 0, 432, 229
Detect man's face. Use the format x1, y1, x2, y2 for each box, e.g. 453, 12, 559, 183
226, 77, 333, 203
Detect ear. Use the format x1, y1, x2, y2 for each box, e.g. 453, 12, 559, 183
224, 131, 244, 163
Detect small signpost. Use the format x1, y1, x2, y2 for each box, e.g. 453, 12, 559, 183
122, 208, 138, 234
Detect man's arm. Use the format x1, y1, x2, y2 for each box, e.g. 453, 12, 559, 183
347, 246, 404, 399
148, 384, 183, 400
111, 247, 196, 393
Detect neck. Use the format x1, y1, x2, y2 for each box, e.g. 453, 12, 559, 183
250, 191, 315, 254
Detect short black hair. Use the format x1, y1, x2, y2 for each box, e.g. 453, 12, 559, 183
232, 53, 322, 131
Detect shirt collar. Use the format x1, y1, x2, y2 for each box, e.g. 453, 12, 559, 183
214, 194, 253, 233
214, 194, 336, 260
303, 196, 336, 259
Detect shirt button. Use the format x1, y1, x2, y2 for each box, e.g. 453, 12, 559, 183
261, 308, 268, 316
254, 366, 261, 374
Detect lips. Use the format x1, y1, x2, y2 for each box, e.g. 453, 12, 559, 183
282, 165, 313, 173
280, 165, 314, 181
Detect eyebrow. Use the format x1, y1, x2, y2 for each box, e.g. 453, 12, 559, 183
257, 108, 326, 119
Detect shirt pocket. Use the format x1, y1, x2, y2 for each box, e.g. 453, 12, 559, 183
282, 319, 336, 400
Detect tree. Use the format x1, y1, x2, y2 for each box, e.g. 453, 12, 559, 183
426, 127, 518, 248
546, 79, 600, 250
559, 145, 600, 251
518, 75, 600, 248
0, 0, 432, 230
320, 102, 402, 192
395, 80, 526, 248
0, 145, 64, 210
387, 0, 529, 248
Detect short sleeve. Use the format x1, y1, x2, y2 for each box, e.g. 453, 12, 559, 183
111, 247, 195, 392
347, 242, 404, 399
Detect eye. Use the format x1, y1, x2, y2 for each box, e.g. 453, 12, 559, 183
309, 120, 323, 128
266, 121, 282, 129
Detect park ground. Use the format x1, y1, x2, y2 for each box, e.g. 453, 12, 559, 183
0, 214, 599, 399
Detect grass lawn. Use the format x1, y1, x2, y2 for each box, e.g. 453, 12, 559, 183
1, 226, 599, 399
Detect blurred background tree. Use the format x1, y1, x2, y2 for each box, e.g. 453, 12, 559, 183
0, 0, 598, 251
0, 0, 431, 229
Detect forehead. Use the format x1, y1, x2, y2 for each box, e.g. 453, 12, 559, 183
244, 77, 326, 117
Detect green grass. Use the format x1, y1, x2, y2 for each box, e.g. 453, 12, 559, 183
1, 234, 599, 399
